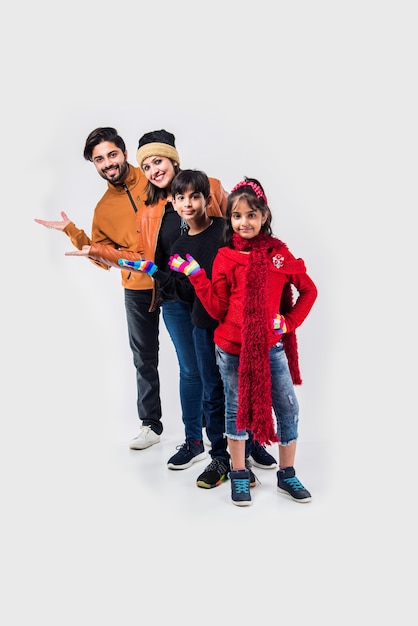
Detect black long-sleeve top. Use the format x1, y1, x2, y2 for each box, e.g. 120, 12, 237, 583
154, 217, 226, 329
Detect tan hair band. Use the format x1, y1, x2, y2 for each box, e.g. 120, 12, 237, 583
136, 143, 180, 169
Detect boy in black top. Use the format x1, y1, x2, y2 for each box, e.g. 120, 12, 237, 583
119, 170, 276, 487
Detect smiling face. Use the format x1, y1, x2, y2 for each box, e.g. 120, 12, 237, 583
91, 141, 128, 184
173, 186, 207, 221
230, 198, 267, 240
141, 156, 176, 190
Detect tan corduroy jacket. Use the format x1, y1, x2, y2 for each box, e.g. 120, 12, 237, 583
64, 163, 228, 296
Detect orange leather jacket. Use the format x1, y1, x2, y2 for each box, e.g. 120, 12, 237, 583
64, 163, 228, 295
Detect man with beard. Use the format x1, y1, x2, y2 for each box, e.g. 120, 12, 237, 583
35, 127, 165, 449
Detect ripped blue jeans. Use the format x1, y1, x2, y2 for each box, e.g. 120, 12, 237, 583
215, 341, 299, 444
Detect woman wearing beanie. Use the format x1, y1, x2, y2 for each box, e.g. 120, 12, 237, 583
133, 130, 228, 469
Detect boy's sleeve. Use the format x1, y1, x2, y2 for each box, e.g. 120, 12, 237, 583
189, 254, 229, 320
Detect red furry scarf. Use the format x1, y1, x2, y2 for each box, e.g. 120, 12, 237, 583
232, 232, 301, 445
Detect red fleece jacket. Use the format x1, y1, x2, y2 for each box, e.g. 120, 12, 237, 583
189, 244, 317, 356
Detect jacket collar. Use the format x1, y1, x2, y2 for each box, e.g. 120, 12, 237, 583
106, 163, 143, 193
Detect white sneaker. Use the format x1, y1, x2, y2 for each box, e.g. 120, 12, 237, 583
129, 425, 161, 450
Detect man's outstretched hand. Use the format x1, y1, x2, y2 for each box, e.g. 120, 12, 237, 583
34, 211, 71, 231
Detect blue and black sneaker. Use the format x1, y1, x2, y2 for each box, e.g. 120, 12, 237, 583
196, 457, 230, 489
230, 469, 252, 506
277, 467, 312, 503
249, 440, 277, 469
167, 440, 207, 470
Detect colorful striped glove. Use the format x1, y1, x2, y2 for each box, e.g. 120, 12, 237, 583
168, 253, 201, 276
273, 313, 287, 335
118, 258, 158, 276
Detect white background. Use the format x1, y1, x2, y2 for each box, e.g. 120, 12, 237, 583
1, 1, 416, 624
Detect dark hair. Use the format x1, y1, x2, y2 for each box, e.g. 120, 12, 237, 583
83, 127, 126, 161
224, 176, 272, 246
171, 169, 211, 200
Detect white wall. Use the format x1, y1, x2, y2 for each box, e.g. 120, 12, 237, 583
1, 1, 416, 623
6, 4, 413, 452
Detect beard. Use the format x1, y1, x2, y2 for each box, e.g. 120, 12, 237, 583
101, 159, 129, 184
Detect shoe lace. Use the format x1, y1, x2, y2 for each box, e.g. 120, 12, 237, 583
233, 478, 250, 494
139, 425, 152, 435
205, 458, 223, 471
283, 476, 306, 491
205, 459, 220, 471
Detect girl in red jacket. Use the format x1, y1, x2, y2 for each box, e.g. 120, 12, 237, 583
169, 177, 318, 506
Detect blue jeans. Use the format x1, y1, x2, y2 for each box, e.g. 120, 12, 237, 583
162, 300, 203, 441
192, 327, 229, 463
124, 288, 163, 434
215, 341, 299, 444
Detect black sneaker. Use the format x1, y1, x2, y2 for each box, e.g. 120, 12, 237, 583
167, 440, 207, 470
230, 469, 252, 506
245, 458, 258, 488
248, 441, 277, 469
277, 467, 312, 503
196, 458, 230, 489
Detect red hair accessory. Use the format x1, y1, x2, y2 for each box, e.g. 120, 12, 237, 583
230, 180, 268, 205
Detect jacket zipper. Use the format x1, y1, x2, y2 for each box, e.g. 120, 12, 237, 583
121, 183, 158, 311
122, 183, 138, 213
120, 183, 137, 280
